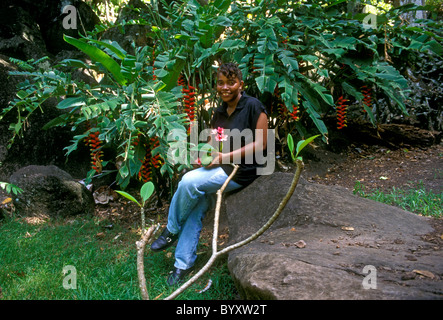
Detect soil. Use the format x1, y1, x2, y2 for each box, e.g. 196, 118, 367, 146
303, 142, 443, 194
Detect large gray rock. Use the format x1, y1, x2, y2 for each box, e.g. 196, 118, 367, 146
9, 165, 94, 218
225, 172, 442, 300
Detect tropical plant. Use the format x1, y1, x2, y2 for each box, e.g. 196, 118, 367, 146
0, 182, 23, 196
2, 0, 441, 192
115, 181, 155, 229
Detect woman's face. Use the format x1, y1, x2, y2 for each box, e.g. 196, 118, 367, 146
216, 73, 243, 106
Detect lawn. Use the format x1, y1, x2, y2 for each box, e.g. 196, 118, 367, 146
0, 215, 237, 300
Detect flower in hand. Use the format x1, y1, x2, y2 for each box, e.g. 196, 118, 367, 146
211, 127, 228, 142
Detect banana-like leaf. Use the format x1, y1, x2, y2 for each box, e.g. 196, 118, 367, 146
63, 35, 127, 86
302, 100, 328, 141
87, 39, 127, 60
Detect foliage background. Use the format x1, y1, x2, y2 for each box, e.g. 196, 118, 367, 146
1, 0, 441, 195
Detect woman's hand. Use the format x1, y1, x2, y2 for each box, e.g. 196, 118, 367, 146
206, 151, 229, 168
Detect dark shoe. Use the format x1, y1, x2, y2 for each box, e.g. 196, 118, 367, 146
167, 267, 193, 286
150, 228, 178, 252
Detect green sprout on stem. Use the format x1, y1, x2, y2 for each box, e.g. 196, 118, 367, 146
287, 134, 320, 162
115, 181, 155, 230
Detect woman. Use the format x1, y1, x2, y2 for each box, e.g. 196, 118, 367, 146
151, 62, 268, 285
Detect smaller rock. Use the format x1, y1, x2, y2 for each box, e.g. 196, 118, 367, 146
9, 165, 94, 218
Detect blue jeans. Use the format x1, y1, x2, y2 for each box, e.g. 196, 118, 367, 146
166, 166, 242, 270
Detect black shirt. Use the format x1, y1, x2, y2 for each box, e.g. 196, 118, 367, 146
211, 92, 268, 186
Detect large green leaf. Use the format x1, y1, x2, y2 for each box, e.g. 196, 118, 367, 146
303, 100, 328, 140
115, 190, 141, 207
63, 35, 127, 86
140, 181, 155, 203
214, 0, 231, 12
87, 39, 127, 60
154, 48, 186, 91
57, 97, 86, 109
278, 49, 299, 73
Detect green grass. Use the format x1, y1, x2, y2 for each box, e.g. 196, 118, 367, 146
353, 181, 442, 218
0, 215, 238, 300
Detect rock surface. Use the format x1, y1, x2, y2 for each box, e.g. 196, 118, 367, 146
9, 165, 94, 218
225, 172, 442, 299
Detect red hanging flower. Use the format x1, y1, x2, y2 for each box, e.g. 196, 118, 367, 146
138, 151, 152, 183
137, 136, 163, 183
84, 123, 104, 173
336, 95, 349, 130
289, 105, 299, 121
274, 87, 300, 121
178, 75, 197, 134
361, 85, 372, 112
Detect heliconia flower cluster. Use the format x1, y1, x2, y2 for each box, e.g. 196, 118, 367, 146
288, 106, 299, 121
361, 85, 372, 113
178, 75, 196, 130
183, 85, 196, 122
85, 127, 104, 173
336, 95, 349, 130
134, 135, 162, 183
274, 87, 300, 121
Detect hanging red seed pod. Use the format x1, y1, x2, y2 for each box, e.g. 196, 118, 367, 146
361, 85, 372, 113
138, 155, 152, 182
183, 84, 196, 130
273, 87, 288, 118
178, 74, 186, 87
289, 105, 299, 121
86, 130, 103, 173
336, 95, 349, 130
150, 137, 162, 169
138, 142, 152, 183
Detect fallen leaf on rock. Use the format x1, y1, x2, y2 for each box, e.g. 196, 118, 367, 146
294, 240, 306, 248
413, 269, 435, 279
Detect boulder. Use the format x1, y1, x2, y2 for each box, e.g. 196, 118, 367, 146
0, 0, 101, 58
225, 172, 443, 299
9, 165, 94, 218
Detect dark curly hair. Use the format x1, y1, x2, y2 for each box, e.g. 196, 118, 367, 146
218, 62, 243, 81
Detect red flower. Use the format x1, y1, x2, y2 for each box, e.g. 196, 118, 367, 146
336, 95, 349, 130
178, 75, 197, 134
85, 127, 103, 173
137, 136, 163, 183
211, 127, 228, 142
361, 85, 372, 112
